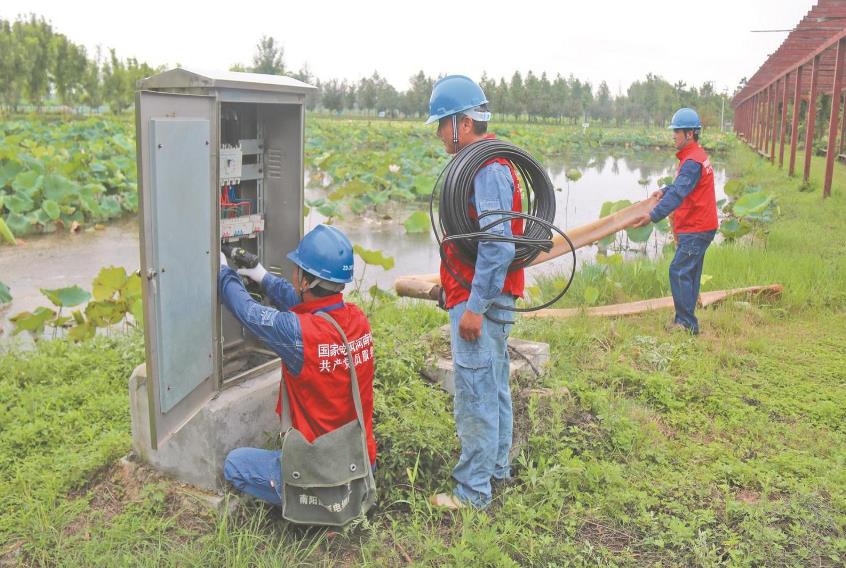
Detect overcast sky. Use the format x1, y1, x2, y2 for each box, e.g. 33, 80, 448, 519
1, 0, 813, 95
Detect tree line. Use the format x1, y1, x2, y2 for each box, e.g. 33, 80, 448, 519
236, 38, 732, 128
0, 15, 158, 113
1, 19, 733, 128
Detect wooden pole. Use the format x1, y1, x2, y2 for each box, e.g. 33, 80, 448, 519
761, 85, 773, 154
771, 80, 780, 162
824, 38, 845, 198
779, 74, 789, 167
804, 55, 821, 184
789, 65, 803, 177
760, 90, 769, 153
840, 92, 846, 156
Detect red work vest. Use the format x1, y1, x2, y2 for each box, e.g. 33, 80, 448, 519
671, 142, 718, 234
275, 294, 377, 464
440, 137, 525, 309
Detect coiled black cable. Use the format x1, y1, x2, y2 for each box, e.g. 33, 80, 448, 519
429, 138, 576, 323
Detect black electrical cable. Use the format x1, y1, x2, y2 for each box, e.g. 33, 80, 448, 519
429, 138, 577, 323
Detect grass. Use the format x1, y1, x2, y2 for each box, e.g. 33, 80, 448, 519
1, 142, 845, 566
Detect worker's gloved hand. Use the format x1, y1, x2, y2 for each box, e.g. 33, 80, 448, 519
237, 263, 268, 284
220, 252, 228, 267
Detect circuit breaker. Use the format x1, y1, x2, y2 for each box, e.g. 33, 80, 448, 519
135, 68, 315, 448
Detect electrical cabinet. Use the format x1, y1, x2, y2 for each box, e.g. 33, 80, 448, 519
135, 69, 315, 448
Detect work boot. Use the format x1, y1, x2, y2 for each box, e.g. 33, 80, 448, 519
429, 493, 466, 510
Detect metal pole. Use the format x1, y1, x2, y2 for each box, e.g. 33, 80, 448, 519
789, 65, 803, 177
721, 94, 726, 133
824, 38, 845, 198
803, 54, 820, 184
779, 74, 789, 167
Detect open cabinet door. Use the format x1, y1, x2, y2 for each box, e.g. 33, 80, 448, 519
136, 90, 217, 449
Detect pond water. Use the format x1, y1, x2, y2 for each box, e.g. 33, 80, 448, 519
0, 148, 727, 337
309, 148, 728, 289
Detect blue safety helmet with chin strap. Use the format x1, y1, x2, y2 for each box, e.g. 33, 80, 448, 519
668, 107, 702, 130
426, 75, 491, 153
425, 75, 490, 125
287, 224, 354, 285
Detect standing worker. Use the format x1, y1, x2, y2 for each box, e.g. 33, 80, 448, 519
219, 225, 377, 513
426, 75, 524, 510
631, 107, 718, 335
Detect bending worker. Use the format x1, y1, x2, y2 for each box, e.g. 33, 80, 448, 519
218, 224, 377, 505
426, 75, 524, 509
631, 107, 718, 335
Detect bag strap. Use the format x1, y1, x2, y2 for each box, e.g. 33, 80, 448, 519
315, 311, 367, 436
315, 311, 375, 494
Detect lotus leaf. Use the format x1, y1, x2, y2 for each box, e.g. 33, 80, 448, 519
353, 245, 395, 270
93, 266, 128, 301
11, 306, 55, 335
40, 285, 92, 308
403, 211, 430, 234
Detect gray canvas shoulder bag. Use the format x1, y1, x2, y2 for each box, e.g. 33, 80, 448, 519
278, 311, 376, 526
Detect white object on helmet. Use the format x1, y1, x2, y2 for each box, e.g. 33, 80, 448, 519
463, 107, 491, 122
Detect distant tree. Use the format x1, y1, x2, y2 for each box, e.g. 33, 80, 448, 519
405, 70, 433, 118
357, 72, 379, 114
593, 81, 613, 123
291, 64, 319, 110
321, 79, 348, 113
15, 15, 55, 107
251, 36, 285, 75
81, 56, 102, 110
507, 71, 524, 120
52, 34, 88, 107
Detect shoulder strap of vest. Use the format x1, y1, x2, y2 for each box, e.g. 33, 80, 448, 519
314, 311, 366, 433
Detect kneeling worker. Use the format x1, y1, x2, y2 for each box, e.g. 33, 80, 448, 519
219, 224, 376, 507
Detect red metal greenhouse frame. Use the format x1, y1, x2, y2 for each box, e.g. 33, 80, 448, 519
732, 0, 846, 197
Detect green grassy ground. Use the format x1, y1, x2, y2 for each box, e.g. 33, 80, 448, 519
1, 143, 844, 566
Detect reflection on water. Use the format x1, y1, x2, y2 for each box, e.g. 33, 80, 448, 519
311, 148, 727, 291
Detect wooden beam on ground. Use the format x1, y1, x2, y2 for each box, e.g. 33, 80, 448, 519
521, 285, 784, 320
394, 195, 661, 300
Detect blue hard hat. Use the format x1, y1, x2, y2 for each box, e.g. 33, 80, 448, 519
425, 75, 489, 125
287, 224, 354, 284
668, 107, 702, 130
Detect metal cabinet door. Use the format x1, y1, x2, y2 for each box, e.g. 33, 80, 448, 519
136, 90, 217, 448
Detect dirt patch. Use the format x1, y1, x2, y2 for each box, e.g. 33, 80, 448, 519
63, 454, 215, 541
736, 489, 761, 505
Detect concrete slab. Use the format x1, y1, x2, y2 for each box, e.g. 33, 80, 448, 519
420, 325, 550, 394
129, 363, 284, 491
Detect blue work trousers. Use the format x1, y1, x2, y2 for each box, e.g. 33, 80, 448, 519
224, 447, 284, 505
669, 230, 716, 334
449, 294, 515, 508
224, 447, 376, 507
